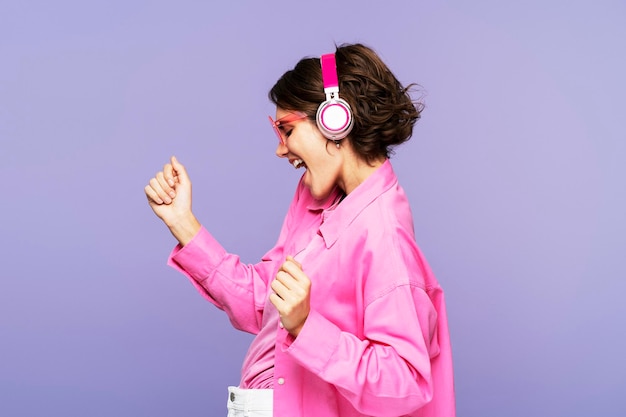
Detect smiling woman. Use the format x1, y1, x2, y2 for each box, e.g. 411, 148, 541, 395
144, 43, 455, 417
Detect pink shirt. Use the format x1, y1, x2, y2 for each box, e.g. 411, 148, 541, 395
168, 160, 456, 417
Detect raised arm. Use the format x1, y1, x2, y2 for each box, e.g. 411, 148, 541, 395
144, 156, 201, 246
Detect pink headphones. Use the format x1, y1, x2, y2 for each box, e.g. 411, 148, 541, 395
316, 53, 354, 140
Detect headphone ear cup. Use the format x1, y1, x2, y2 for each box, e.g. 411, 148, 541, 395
316, 98, 354, 140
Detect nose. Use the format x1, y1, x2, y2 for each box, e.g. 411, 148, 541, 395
275, 141, 288, 158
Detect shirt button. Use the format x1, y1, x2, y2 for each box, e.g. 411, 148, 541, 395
279, 321, 284, 329
277, 377, 285, 385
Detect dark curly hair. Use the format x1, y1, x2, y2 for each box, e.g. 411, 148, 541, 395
269, 43, 423, 163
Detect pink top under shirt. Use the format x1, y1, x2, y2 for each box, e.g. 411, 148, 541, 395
239, 197, 342, 389
168, 160, 456, 417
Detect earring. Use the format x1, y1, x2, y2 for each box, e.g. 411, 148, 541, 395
334, 140, 341, 148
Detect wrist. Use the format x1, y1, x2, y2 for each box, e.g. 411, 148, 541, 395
166, 213, 201, 246
287, 315, 308, 338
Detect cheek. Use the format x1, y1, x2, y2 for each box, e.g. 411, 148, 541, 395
307, 152, 335, 176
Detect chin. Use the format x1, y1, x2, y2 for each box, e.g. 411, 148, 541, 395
304, 172, 335, 200
308, 186, 333, 201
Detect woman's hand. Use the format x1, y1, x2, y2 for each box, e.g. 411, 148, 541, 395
144, 156, 201, 246
270, 256, 311, 337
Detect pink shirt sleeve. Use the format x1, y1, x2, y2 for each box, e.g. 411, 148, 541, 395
280, 277, 441, 415
166, 178, 308, 335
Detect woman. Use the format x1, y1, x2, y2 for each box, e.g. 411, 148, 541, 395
145, 43, 455, 417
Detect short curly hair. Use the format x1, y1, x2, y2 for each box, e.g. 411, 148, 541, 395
269, 43, 423, 163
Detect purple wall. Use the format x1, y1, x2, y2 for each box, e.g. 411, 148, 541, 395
2, 1, 624, 416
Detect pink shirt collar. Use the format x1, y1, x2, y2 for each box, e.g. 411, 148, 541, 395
314, 159, 396, 249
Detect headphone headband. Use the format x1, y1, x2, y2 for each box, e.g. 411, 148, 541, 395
321, 54, 339, 91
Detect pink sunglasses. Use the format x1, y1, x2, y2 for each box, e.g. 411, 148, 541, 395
268, 111, 308, 145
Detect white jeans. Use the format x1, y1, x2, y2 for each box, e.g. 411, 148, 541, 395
226, 386, 273, 417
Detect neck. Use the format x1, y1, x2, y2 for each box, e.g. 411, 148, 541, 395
339, 156, 386, 195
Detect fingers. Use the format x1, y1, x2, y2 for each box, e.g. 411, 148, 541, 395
170, 155, 190, 185
272, 257, 309, 300
272, 268, 309, 296
146, 171, 176, 206
144, 184, 164, 205
270, 274, 291, 300
157, 171, 176, 199
145, 173, 173, 204
145, 156, 189, 206
277, 263, 307, 295
285, 255, 302, 270
163, 162, 176, 187
270, 259, 311, 337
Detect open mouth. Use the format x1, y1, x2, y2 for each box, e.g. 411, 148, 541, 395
292, 159, 307, 169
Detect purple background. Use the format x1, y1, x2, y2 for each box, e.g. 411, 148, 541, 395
2, 1, 625, 416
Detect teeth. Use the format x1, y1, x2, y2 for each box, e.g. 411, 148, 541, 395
292, 159, 304, 169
